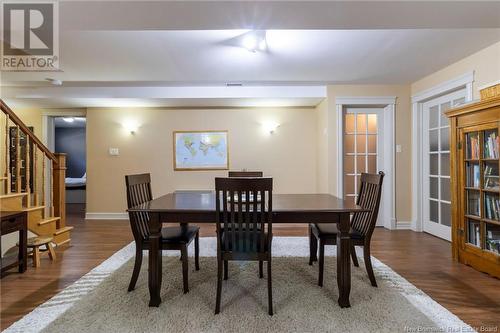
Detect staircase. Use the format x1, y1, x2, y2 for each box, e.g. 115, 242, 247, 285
1, 99, 72, 251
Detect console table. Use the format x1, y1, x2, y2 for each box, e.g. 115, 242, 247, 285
1, 211, 28, 276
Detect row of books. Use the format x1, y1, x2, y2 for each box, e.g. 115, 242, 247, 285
485, 195, 500, 220
467, 163, 480, 188
484, 165, 500, 190
484, 131, 499, 159
468, 195, 480, 216
467, 134, 480, 159
468, 222, 481, 247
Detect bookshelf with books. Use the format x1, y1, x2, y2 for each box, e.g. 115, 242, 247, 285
446, 93, 500, 278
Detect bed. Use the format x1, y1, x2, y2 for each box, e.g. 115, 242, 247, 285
65, 173, 86, 203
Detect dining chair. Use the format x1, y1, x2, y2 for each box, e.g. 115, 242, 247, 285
227, 170, 264, 278
309, 171, 384, 287
214, 177, 274, 315
125, 173, 200, 293
228, 171, 264, 177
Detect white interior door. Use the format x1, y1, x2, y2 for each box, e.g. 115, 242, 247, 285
343, 107, 385, 226
422, 90, 467, 240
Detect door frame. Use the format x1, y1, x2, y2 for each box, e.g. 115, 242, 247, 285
335, 96, 396, 230
41, 109, 87, 213
411, 71, 474, 232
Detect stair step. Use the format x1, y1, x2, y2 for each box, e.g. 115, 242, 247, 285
54, 226, 74, 236
0, 192, 27, 199
0, 176, 8, 181
53, 226, 74, 246
38, 216, 60, 226
24, 205, 45, 212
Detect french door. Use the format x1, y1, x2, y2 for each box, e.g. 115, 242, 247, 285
343, 107, 385, 226
422, 90, 467, 240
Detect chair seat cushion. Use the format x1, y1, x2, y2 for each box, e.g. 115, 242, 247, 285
160, 225, 199, 243
310, 223, 364, 240
221, 231, 269, 252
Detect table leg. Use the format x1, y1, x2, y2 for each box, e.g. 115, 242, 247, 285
19, 223, 27, 273
337, 212, 351, 308
148, 212, 162, 307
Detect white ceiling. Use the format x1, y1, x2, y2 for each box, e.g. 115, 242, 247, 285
54, 117, 86, 128
2, 1, 500, 108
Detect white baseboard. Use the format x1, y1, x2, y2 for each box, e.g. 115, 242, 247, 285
85, 213, 129, 220
396, 221, 412, 230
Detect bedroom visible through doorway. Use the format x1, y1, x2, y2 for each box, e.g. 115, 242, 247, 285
54, 117, 86, 212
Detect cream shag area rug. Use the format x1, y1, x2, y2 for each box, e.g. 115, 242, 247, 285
4, 237, 474, 333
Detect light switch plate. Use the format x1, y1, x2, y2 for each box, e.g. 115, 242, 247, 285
396, 145, 402, 153
109, 148, 120, 156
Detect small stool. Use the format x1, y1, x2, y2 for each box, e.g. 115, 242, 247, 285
18, 236, 57, 268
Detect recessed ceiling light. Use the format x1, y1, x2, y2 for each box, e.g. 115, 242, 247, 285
63, 117, 74, 123
241, 31, 267, 53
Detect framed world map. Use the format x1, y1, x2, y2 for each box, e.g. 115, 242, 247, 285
173, 131, 229, 170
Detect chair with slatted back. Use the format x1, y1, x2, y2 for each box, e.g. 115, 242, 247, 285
228, 171, 264, 178
214, 177, 274, 315
125, 173, 200, 293
309, 171, 384, 287
227, 170, 264, 279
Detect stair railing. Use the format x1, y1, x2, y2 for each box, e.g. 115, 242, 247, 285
1, 99, 66, 228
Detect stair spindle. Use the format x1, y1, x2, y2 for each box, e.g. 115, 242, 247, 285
50, 159, 54, 217
34, 147, 38, 206
4, 113, 11, 193
15, 125, 21, 193
42, 154, 46, 209
25, 136, 31, 207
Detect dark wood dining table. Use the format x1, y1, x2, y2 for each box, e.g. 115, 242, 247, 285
128, 191, 369, 308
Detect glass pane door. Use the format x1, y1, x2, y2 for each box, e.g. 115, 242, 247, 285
423, 91, 466, 241
343, 108, 381, 207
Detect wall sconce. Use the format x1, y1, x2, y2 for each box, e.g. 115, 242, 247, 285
262, 121, 280, 135
123, 120, 139, 135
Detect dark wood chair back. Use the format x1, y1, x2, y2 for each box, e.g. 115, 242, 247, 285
351, 171, 385, 239
228, 171, 263, 177
125, 173, 152, 240
215, 177, 273, 255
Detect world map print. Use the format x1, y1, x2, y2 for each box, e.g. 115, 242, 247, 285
174, 131, 228, 170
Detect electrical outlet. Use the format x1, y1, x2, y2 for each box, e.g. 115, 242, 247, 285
396, 145, 402, 153
109, 148, 120, 156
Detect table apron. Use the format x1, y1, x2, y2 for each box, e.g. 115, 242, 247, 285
155, 211, 344, 224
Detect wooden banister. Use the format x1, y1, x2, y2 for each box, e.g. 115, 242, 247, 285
0, 99, 57, 164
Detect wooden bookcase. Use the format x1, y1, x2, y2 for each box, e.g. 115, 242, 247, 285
446, 90, 500, 278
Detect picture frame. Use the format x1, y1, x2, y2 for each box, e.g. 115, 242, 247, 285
173, 130, 229, 171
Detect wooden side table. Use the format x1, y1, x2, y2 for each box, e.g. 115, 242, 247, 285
1, 211, 28, 276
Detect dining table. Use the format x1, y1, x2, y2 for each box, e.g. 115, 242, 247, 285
128, 191, 369, 308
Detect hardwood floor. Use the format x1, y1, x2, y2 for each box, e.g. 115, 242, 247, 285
1, 205, 499, 330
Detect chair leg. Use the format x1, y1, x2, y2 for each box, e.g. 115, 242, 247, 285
181, 246, 189, 293
363, 245, 377, 287
267, 258, 273, 316
32, 247, 41, 268
195, 231, 200, 271
215, 257, 223, 314
318, 239, 325, 287
350, 243, 359, 267
128, 245, 143, 292
259, 260, 264, 278
308, 226, 314, 265
47, 243, 57, 261
223, 260, 228, 280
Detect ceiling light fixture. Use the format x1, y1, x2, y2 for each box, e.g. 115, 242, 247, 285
63, 117, 74, 123
241, 31, 267, 53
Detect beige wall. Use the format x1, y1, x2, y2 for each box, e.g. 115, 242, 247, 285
412, 41, 500, 98
325, 85, 413, 222
86, 107, 318, 214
